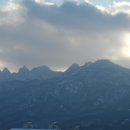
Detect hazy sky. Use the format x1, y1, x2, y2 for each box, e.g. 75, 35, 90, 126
0, 0, 130, 71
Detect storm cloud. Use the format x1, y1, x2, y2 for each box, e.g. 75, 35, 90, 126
0, 0, 130, 71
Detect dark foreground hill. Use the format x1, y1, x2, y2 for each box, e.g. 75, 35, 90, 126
0, 60, 130, 130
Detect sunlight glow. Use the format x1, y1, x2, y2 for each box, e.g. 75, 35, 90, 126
122, 33, 130, 58
0, 61, 5, 70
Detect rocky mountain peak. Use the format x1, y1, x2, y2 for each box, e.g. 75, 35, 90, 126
18, 66, 29, 74
66, 63, 80, 73
2, 67, 11, 74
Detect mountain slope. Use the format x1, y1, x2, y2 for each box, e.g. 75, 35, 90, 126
0, 60, 130, 130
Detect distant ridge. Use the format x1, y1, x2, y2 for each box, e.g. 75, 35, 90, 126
0, 59, 129, 81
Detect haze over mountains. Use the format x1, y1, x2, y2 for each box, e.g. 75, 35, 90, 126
0, 60, 130, 130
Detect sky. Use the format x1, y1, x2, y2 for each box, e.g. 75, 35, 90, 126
0, 0, 130, 71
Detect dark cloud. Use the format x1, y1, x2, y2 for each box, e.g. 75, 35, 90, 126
20, 0, 130, 32
0, 0, 130, 71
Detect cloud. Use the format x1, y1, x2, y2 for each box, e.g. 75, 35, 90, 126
107, 1, 130, 14
0, 0, 130, 71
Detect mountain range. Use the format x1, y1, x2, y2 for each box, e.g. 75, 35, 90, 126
0, 65, 62, 81
0, 59, 130, 130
